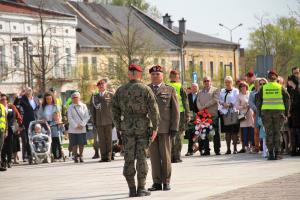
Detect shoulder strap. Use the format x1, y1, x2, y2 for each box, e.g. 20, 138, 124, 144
73, 106, 83, 121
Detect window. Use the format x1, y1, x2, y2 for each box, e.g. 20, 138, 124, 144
161, 58, 166, 66
53, 47, 60, 77
108, 57, 114, 74
0, 46, 5, 67
0, 24, 3, 30
12, 46, 19, 68
229, 62, 233, 76
210, 61, 214, 79
172, 60, 179, 70
13, 25, 16, 30
65, 29, 69, 34
27, 26, 30, 32
199, 61, 203, 79
219, 61, 224, 78
65, 48, 71, 77
154, 58, 158, 65
92, 57, 97, 79
82, 56, 89, 78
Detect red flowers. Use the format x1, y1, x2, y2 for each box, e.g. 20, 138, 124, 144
195, 109, 213, 125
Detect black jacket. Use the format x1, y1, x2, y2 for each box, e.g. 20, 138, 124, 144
15, 95, 40, 129
188, 93, 198, 114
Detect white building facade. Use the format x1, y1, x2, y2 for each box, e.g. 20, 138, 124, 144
0, 1, 77, 94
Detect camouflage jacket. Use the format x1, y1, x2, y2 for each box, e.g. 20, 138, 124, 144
112, 80, 160, 132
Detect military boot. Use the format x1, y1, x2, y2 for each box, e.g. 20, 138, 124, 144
137, 187, 151, 197
129, 187, 137, 197
268, 151, 275, 160
92, 148, 99, 159
275, 151, 283, 160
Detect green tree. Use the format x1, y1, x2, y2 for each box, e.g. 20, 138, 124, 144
245, 15, 300, 77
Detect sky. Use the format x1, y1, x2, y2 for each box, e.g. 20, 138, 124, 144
147, 0, 299, 48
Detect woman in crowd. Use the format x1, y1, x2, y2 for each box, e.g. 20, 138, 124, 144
38, 92, 59, 124
67, 92, 90, 163
0, 94, 23, 169
287, 75, 300, 156
249, 78, 261, 153
219, 76, 240, 154
277, 76, 290, 154
237, 82, 254, 153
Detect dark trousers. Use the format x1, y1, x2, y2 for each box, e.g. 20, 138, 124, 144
241, 127, 254, 147
51, 137, 62, 159
291, 128, 300, 152
1, 132, 13, 165
212, 116, 221, 153
21, 129, 32, 160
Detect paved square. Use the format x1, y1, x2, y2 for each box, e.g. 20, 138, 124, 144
1, 143, 300, 200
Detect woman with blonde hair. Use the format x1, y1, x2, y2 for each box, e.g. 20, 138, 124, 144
219, 76, 240, 154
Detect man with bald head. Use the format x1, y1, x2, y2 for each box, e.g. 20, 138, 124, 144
196, 76, 221, 155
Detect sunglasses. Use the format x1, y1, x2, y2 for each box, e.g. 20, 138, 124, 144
260, 83, 266, 86
203, 80, 210, 82
72, 97, 79, 99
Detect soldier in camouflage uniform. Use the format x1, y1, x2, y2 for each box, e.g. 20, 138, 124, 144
168, 70, 190, 163
257, 70, 290, 160
112, 64, 160, 197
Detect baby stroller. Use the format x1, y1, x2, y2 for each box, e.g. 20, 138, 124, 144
28, 120, 52, 164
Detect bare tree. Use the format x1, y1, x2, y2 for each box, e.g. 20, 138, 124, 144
109, 7, 164, 85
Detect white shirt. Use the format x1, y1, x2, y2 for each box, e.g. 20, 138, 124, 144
152, 82, 163, 88
28, 97, 37, 110
218, 87, 239, 114
99, 90, 106, 97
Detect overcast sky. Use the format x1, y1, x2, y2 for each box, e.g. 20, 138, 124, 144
147, 0, 298, 48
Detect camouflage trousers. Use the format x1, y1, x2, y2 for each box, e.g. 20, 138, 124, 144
261, 110, 284, 152
171, 112, 186, 161
122, 129, 149, 188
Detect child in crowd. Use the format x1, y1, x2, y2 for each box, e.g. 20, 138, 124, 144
32, 123, 48, 152
49, 112, 65, 161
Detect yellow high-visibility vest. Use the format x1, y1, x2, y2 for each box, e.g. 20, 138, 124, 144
168, 82, 185, 112
249, 83, 254, 91
262, 82, 285, 110
0, 104, 7, 132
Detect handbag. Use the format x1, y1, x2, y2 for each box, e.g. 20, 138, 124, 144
222, 108, 239, 126
238, 108, 250, 121
73, 106, 91, 131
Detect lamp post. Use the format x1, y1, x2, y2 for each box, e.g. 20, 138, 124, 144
12, 37, 30, 87
218, 23, 243, 42
219, 23, 242, 81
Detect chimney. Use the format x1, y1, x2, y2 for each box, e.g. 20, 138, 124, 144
179, 18, 186, 34
162, 13, 170, 26
167, 19, 173, 30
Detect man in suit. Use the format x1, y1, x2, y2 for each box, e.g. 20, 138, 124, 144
148, 65, 180, 192
90, 79, 114, 162
16, 87, 40, 164
186, 83, 199, 156
197, 76, 221, 155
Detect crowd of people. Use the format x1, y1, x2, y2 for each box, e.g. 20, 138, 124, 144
0, 64, 299, 197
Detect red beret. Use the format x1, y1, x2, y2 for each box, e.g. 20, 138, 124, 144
170, 70, 179, 75
268, 70, 278, 77
149, 65, 163, 73
246, 71, 254, 77
128, 63, 142, 72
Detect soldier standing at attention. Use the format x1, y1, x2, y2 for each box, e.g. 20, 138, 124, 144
257, 70, 290, 160
147, 65, 180, 192
168, 70, 190, 163
112, 64, 160, 197
90, 79, 114, 162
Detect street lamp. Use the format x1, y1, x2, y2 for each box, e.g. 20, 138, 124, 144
219, 23, 243, 42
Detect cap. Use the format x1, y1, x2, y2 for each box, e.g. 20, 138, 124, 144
128, 63, 142, 72
170, 70, 179, 75
97, 79, 107, 86
268, 70, 278, 77
149, 65, 163, 73
71, 91, 80, 98
246, 71, 254, 77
